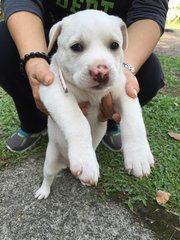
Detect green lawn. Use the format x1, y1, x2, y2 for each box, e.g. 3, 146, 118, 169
166, 19, 180, 29
0, 56, 180, 218
97, 55, 180, 212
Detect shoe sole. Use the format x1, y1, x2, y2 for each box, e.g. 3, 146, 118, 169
101, 139, 122, 153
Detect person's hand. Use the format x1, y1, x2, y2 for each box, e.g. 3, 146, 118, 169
25, 58, 54, 114
98, 68, 140, 122
124, 67, 140, 99
79, 101, 90, 116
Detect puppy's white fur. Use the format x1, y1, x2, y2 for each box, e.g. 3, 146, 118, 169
35, 10, 154, 200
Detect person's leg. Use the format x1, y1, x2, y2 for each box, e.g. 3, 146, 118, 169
103, 53, 165, 151
0, 21, 47, 152
136, 53, 165, 106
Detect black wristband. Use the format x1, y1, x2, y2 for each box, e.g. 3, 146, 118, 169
20, 52, 50, 77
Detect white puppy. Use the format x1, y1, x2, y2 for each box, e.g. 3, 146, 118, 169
35, 10, 154, 200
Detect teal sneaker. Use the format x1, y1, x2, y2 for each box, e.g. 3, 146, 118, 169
6, 129, 47, 153
102, 127, 122, 152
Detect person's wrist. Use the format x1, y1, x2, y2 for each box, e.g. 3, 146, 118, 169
123, 66, 136, 79
123, 62, 135, 75
20, 52, 50, 78
26, 57, 49, 73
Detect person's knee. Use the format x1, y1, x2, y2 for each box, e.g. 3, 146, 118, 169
0, 21, 20, 69
137, 54, 165, 106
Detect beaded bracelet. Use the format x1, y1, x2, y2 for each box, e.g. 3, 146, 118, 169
20, 52, 50, 77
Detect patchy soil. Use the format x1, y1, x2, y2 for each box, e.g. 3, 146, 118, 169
155, 27, 180, 97
155, 28, 180, 57
159, 84, 180, 97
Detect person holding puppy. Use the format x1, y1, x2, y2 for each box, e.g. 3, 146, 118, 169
0, 0, 168, 153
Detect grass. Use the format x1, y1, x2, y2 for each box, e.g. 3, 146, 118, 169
158, 55, 180, 96
97, 95, 180, 212
0, 90, 48, 167
96, 55, 180, 214
166, 19, 180, 29
0, 56, 180, 217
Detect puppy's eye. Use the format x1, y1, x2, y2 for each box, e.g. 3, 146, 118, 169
110, 42, 119, 50
71, 43, 84, 52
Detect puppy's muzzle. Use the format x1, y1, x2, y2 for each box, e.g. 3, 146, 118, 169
89, 65, 109, 88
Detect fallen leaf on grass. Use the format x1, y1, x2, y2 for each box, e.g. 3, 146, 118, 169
156, 190, 171, 205
168, 131, 180, 140
174, 102, 179, 107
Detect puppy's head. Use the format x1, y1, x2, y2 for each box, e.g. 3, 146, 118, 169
48, 10, 127, 91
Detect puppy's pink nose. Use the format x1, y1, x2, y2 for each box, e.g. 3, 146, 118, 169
89, 65, 109, 83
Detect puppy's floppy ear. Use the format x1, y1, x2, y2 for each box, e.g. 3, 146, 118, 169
120, 20, 128, 51
110, 16, 128, 51
48, 21, 62, 53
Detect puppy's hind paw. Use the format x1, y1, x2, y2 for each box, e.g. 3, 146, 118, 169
35, 186, 50, 200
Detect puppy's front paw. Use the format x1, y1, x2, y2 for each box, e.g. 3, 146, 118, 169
35, 185, 50, 200
124, 144, 154, 178
70, 148, 99, 186
78, 158, 99, 186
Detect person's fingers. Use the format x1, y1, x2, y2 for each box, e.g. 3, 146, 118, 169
98, 109, 121, 123
34, 66, 54, 86
30, 84, 48, 113
26, 58, 54, 86
112, 113, 121, 123
25, 59, 54, 113
98, 93, 121, 122
100, 93, 114, 119
126, 82, 139, 98
124, 68, 140, 99
79, 101, 90, 116
98, 111, 107, 122
36, 101, 49, 115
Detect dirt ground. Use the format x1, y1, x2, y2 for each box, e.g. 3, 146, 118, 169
155, 28, 180, 57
